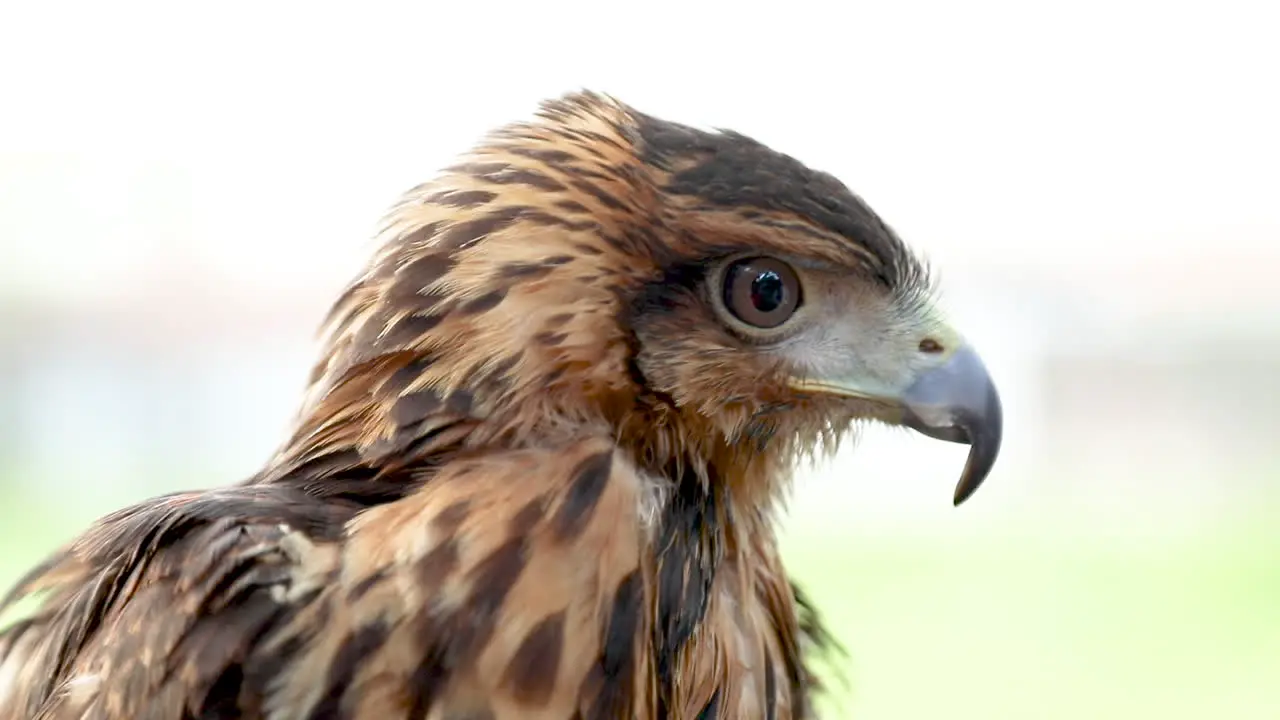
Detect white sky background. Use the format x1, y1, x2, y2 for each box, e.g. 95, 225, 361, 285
4, 0, 1277, 291
1, 0, 1278, 527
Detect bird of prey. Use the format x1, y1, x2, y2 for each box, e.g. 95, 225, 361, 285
0, 91, 1002, 720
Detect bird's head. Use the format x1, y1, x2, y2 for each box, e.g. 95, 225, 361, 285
283, 91, 1002, 507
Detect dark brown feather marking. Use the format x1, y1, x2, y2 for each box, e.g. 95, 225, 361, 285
569, 179, 628, 212
534, 331, 568, 346
425, 189, 498, 208
457, 288, 507, 315
458, 536, 527, 652
764, 651, 778, 720
570, 242, 604, 256
554, 199, 591, 214
418, 539, 460, 587
306, 621, 391, 720
392, 390, 444, 426
487, 353, 521, 379
552, 452, 612, 541
509, 497, 546, 537
392, 252, 454, 303
502, 610, 566, 706
437, 208, 523, 252
394, 220, 446, 253
246, 596, 332, 698
521, 209, 598, 231
435, 500, 471, 534
347, 568, 388, 601
583, 569, 642, 719
567, 167, 612, 183
572, 128, 627, 154
653, 466, 721, 713
508, 147, 577, 165
499, 263, 554, 280
445, 390, 474, 416
405, 616, 450, 720
380, 313, 446, 350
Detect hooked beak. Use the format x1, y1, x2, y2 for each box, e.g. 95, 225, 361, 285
898, 345, 1003, 505
791, 343, 1003, 506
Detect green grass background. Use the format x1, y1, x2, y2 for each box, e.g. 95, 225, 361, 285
783, 512, 1280, 719
2, 483, 1277, 719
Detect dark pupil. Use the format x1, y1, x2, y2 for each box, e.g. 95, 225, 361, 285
749, 270, 785, 313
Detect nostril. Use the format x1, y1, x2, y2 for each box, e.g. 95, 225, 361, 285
919, 338, 944, 354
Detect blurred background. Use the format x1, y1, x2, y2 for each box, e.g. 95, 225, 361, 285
1, 1, 1277, 717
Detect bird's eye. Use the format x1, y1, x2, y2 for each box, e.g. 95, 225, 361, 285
722, 257, 802, 329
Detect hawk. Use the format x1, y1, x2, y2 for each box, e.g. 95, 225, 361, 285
0, 91, 1002, 719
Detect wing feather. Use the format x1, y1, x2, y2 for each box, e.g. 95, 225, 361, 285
0, 487, 356, 720
1, 439, 659, 720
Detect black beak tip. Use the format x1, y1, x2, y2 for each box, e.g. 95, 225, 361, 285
953, 475, 981, 506
951, 384, 1003, 507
